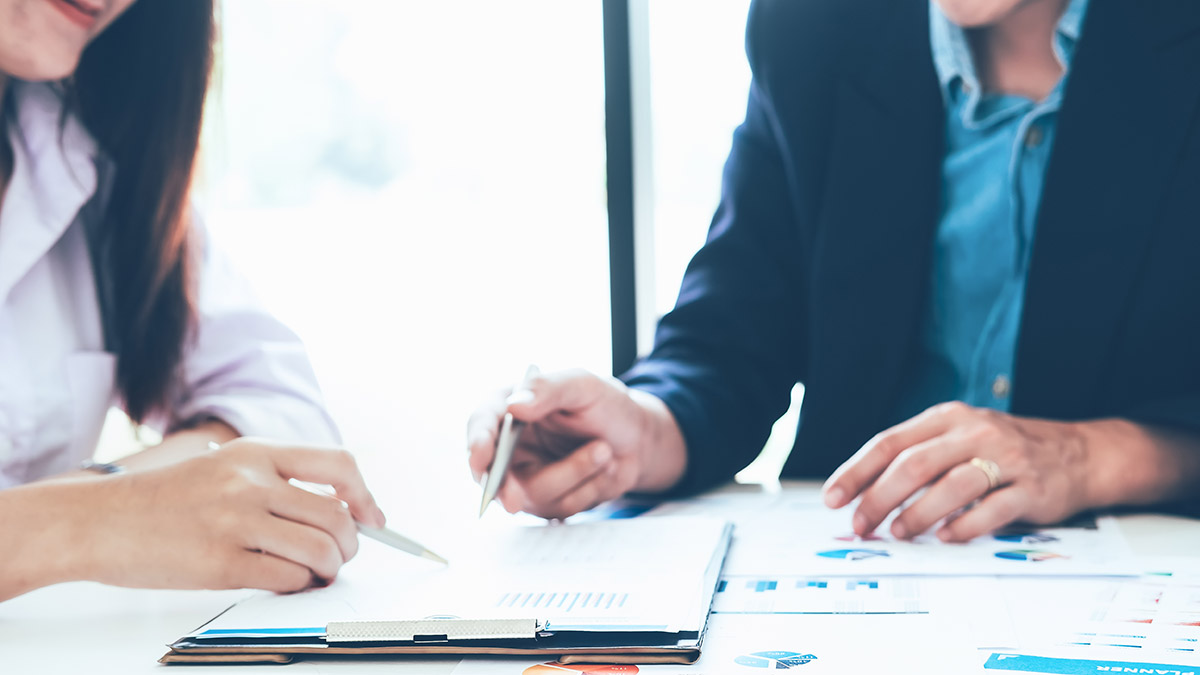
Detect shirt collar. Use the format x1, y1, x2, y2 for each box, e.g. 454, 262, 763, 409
929, 0, 1090, 105
4, 80, 101, 233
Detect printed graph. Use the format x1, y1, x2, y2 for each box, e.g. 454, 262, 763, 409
712, 576, 923, 615
734, 650, 817, 669
815, 549, 890, 561
497, 591, 629, 614
994, 550, 1067, 562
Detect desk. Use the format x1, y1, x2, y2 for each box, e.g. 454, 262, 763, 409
3, 481, 1199, 674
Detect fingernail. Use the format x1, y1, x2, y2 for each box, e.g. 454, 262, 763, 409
852, 512, 869, 534
936, 528, 952, 542
592, 444, 612, 466
374, 507, 387, 527
824, 487, 846, 508
506, 389, 535, 406
891, 521, 908, 539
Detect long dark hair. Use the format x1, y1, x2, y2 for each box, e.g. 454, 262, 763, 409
72, 1, 215, 422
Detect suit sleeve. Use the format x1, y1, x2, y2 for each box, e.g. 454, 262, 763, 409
145, 210, 342, 446
1119, 399, 1200, 517
623, 5, 809, 495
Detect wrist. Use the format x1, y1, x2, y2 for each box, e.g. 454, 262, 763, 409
51, 477, 119, 586
0, 479, 112, 598
627, 388, 688, 493
1076, 418, 1171, 509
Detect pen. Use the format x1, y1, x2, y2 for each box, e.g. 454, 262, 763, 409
205, 442, 448, 565
479, 365, 540, 517
355, 523, 448, 565
290, 478, 449, 565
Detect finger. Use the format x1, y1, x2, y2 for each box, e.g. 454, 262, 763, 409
467, 389, 510, 481
889, 461, 992, 539
496, 477, 532, 515
550, 455, 640, 520
269, 484, 359, 562
823, 402, 963, 508
249, 515, 345, 582
517, 439, 614, 510
491, 446, 544, 513
228, 550, 314, 594
937, 487, 1026, 543
853, 433, 968, 536
505, 369, 612, 423
270, 447, 385, 527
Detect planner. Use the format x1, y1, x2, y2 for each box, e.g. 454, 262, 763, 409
160, 516, 734, 665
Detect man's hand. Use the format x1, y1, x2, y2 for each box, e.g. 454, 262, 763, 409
821, 402, 1098, 542
466, 369, 687, 520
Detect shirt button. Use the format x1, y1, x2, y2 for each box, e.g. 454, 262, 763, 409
992, 375, 1012, 400
1024, 125, 1045, 148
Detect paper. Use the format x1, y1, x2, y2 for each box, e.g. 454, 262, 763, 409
637, 491, 1134, 577
186, 516, 731, 641
450, 612, 979, 675
711, 574, 926, 614
986, 568, 1200, 659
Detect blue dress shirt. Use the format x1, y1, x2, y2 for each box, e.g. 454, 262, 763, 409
892, 0, 1090, 424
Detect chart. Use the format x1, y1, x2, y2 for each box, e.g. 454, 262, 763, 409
994, 550, 1067, 562
733, 650, 817, 669
711, 575, 925, 615
994, 532, 1060, 545
815, 549, 890, 561
646, 491, 1135, 577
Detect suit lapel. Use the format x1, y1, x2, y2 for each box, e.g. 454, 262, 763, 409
801, 0, 943, 433
1014, 0, 1200, 418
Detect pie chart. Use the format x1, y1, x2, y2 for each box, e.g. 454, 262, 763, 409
994, 532, 1060, 544
815, 549, 890, 561
994, 549, 1066, 561
523, 664, 639, 674
734, 651, 817, 669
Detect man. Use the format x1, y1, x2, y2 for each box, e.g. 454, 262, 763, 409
467, 0, 1200, 540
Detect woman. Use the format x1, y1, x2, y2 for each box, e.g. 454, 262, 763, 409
467, 0, 1200, 533
0, 0, 383, 601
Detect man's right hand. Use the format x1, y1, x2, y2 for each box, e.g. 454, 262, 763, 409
466, 369, 687, 520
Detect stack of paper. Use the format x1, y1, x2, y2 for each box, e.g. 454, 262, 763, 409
161, 516, 733, 665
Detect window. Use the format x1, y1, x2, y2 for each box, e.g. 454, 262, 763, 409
196, 1, 611, 461
645, 0, 753, 320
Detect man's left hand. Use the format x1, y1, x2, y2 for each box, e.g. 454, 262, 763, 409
821, 401, 1097, 542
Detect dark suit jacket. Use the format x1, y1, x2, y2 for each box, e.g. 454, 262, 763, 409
623, 0, 1200, 495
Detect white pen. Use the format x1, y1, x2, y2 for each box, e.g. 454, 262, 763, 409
479, 365, 540, 517
289, 478, 449, 565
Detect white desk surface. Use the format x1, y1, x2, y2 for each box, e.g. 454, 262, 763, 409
4, 480, 1199, 674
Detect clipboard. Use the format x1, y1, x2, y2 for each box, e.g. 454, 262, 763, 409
160, 517, 733, 665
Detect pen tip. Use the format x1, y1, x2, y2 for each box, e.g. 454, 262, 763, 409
424, 550, 449, 565
478, 502, 489, 518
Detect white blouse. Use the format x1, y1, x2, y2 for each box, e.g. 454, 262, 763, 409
0, 81, 340, 488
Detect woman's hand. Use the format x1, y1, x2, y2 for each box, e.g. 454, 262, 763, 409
821, 402, 1100, 542
466, 369, 687, 520
74, 438, 386, 593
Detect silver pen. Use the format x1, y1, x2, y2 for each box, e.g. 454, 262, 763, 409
479, 365, 540, 517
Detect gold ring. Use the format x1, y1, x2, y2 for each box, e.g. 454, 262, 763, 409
969, 457, 1002, 491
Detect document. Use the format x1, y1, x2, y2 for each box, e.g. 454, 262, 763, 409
163, 516, 733, 664
637, 490, 1135, 577
987, 565, 1200, 659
